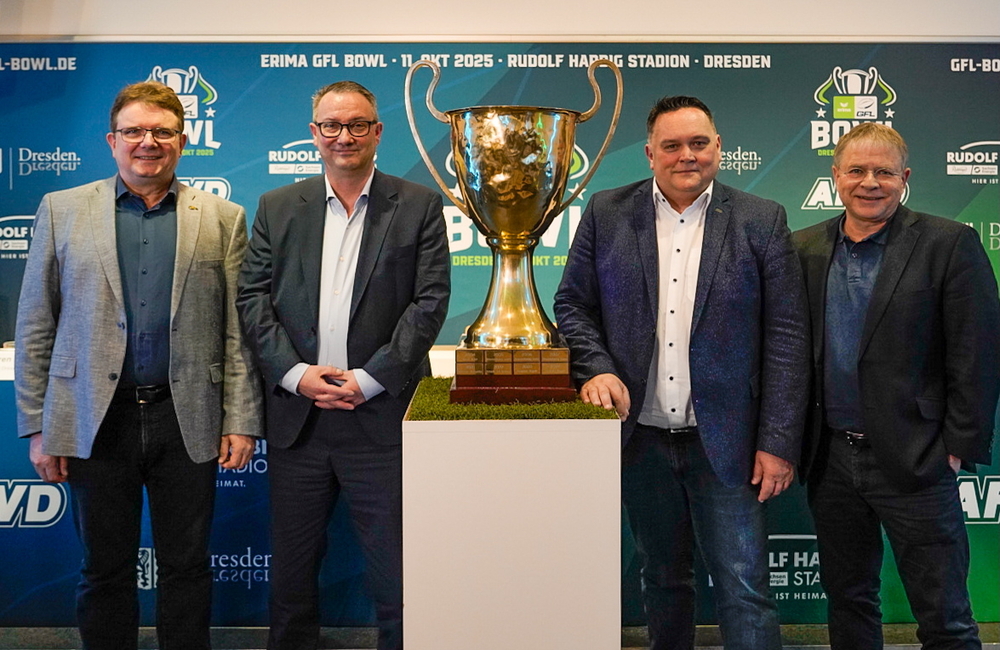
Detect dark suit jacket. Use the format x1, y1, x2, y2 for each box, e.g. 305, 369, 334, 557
794, 206, 1000, 492
236, 171, 450, 448
554, 179, 810, 487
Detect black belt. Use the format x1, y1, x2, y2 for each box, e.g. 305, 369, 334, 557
115, 384, 172, 405
831, 428, 869, 447
641, 424, 698, 435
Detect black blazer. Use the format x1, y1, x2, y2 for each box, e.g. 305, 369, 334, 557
236, 171, 450, 447
793, 205, 1000, 492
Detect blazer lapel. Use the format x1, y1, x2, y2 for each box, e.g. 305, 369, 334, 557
90, 178, 125, 310
859, 206, 920, 359
691, 186, 731, 333
351, 170, 396, 321
172, 184, 200, 317
632, 180, 659, 318
804, 218, 841, 362
295, 176, 328, 323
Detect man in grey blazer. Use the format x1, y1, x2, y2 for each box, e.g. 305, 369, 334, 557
793, 123, 1000, 649
14, 82, 263, 650
554, 96, 809, 650
236, 81, 450, 650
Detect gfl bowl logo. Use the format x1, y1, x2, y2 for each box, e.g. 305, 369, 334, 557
810, 66, 898, 155
147, 65, 222, 153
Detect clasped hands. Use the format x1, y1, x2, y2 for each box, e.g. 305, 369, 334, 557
297, 365, 367, 410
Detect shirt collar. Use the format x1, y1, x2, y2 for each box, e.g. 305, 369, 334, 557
652, 180, 714, 217
836, 215, 892, 246
324, 169, 375, 208
115, 176, 179, 208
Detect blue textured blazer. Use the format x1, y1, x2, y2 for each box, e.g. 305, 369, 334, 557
554, 179, 810, 487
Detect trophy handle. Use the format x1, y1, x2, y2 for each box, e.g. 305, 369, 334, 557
405, 60, 468, 215
556, 58, 624, 214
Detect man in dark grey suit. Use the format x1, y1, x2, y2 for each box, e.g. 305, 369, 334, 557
554, 96, 809, 650
793, 122, 1000, 649
236, 81, 450, 650
15, 82, 263, 650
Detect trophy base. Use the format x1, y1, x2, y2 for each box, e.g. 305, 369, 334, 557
449, 348, 578, 404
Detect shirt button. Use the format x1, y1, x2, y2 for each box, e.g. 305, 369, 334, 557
669, 310, 675, 314
143, 238, 149, 244
109, 373, 118, 381
334, 290, 340, 295
140, 299, 147, 306
669, 376, 674, 381
670, 408, 677, 413
668, 342, 674, 347
141, 268, 148, 274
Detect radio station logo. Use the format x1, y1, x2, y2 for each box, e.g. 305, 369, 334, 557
0, 479, 68, 528
147, 65, 221, 154
802, 176, 909, 211
945, 141, 1000, 185
178, 176, 232, 199
217, 439, 268, 488
959, 475, 1000, 524
810, 66, 898, 155
0, 215, 34, 261
268, 139, 322, 178
137, 547, 158, 590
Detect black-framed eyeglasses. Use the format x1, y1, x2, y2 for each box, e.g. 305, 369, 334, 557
313, 120, 377, 138
114, 127, 182, 143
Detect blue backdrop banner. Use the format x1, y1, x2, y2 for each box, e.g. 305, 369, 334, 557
1, 40, 997, 628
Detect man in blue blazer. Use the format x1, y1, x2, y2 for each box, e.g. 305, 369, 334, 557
793, 123, 999, 649
236, 81, 450, 650
554, 96, 809, 650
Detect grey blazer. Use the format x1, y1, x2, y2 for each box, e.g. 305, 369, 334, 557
15, 176, 263, 463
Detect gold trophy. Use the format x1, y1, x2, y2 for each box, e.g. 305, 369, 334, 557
405, 59, 622, 403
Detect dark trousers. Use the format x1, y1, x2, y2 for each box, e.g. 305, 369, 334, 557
622, 424, 781, 650
808, 432, 980, 650
66, 396, 217, 650
267, 408, 402, 650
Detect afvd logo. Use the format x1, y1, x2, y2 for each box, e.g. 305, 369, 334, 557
147, 65, 221, 153
810, 66, 898, 153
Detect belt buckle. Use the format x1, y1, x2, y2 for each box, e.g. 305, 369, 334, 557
844, 430, 867, 446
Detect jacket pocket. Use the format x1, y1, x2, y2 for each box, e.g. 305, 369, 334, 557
916, 396, 945, 421
49, 355, 76, 378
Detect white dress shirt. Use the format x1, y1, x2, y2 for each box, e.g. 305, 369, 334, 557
280, 171, 384, 400
637, 181, 712, 430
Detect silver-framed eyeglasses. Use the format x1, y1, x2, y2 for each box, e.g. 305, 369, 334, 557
840, 167, 903, 183
313, 120, 377, 138
114, 127, 182, 143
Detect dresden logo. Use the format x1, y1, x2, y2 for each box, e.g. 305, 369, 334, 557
147, 65, 221, 153
810, 66, 898, 155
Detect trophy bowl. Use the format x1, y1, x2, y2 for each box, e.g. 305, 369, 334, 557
405, 59, 622, 401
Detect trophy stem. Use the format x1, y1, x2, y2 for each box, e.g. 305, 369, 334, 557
461, 237, 560, 349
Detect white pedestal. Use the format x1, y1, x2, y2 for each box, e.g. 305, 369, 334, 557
403, 418, 620, 650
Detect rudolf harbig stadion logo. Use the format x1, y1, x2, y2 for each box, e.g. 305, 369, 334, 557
810, 66, 898, 155
146, 65, 221, 154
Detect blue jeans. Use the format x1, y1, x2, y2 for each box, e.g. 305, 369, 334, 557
808, 432, 980, 650
622, 424, 781, 650
66, 394, 217, 650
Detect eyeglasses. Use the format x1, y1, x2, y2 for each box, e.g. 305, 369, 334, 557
839, 167, 903, 183
313, 120, 377, 138
114, 127, 182, 143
